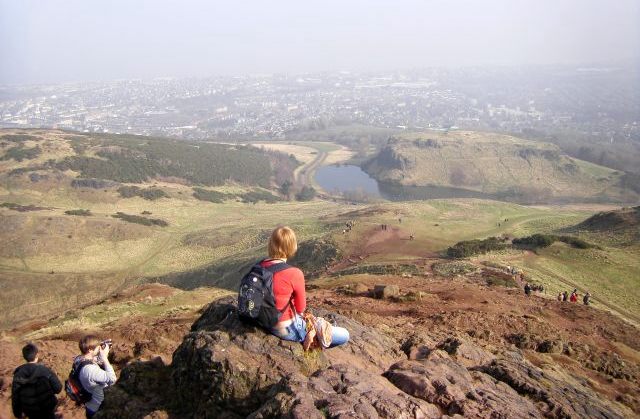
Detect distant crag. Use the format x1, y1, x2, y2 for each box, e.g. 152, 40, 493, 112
577, 206, 640, 232
573, 206, 640, 243
363, 131, 631, 203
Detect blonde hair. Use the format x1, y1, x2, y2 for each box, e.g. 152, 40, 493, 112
268, 226, 297, 259
79, 335, 101, 354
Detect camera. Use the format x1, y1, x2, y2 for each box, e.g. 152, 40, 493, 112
100, 339, 112, 349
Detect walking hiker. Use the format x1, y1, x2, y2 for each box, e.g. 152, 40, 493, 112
562, 291, 568, 302
524, 283, 531, 296
72, 335, 117, 418
240, 226, 349, 348
583, 292, 591, 306
557, 293, 562, 302
570, 292, 578, 303
12, 343, 62, 419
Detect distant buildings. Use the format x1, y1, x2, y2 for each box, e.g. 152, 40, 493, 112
0, 67, 637, 145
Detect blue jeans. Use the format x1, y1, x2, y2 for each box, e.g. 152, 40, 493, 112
270, 314, 350, 347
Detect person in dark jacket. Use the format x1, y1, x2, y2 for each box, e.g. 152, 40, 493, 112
12, 343, 62, 419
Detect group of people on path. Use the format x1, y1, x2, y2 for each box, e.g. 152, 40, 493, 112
524, 283, 592, 306
12, 226, 349, 418
558, 289, 591, 305
523, 282, 544, 295
342, 220, 355, 234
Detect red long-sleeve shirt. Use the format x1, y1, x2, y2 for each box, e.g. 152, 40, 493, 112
260, 259, 306, 322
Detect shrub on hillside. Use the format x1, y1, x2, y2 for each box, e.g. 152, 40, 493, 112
240, 190, 280, 204
447, 237, 506, 258
118, 185, 169, 200
192, 188, 229, 203
1, 202, 49, 212
556, 235, 594, 249
112, 212, 168, 227
513, 234, 595, 250
1, 145, 42, 162
512, 234, 556, 249
65, 209, 92, 216
296, 186, 317, 201
1, 134, 39, 143
55, 135, 289, 188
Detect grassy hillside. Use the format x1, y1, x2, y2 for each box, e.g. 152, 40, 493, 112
364, 131, 635, 203
1, 129, 639, 331
0, 129, 298, 188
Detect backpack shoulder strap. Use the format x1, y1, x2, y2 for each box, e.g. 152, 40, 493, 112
73, 360, 94, 378
265, 262, 291, 274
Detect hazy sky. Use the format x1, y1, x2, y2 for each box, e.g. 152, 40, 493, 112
1, 0, 638, 84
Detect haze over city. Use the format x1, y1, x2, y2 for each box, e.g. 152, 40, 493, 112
1, 0, 639, 84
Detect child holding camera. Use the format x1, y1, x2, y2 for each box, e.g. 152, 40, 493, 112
73, 335, 117, 418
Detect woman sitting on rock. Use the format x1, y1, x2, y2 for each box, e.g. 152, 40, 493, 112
265, 226, 349, 347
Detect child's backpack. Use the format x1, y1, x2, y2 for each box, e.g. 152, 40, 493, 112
64, 359, 93, 404
238, 260, 292, 328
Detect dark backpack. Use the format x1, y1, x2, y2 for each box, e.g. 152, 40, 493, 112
64, 359, 93, 404
238, 260, 293, 329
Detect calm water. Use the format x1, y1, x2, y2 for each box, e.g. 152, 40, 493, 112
314, 164, 622, 204
314, 164, 502, 201
314, 165, 381, 197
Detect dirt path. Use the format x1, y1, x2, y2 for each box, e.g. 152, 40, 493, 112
524, 259, 640, 327
296, 150, 327, 187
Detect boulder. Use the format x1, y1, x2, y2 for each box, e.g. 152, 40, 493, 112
373, 284, 400, 299
536, 339, 564, 354
385, 350, 539, 418
353, 283, 369, 294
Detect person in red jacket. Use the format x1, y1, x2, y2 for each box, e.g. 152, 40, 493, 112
570, 291, 578, 303
265, 226, 349, 347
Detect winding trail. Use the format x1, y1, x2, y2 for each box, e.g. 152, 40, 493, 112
524, 258, 640, 327
296, 150, 327, 187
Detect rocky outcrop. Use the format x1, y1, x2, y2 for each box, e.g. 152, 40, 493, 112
480, 352, 628, 419
384, 349, 540, 418
99, 297, 432, 418
70, 178, 118, 189
97, 297, 633, 418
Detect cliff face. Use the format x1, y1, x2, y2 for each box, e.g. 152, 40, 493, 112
362, 131, 631, 203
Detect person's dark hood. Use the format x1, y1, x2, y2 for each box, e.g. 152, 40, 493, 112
13, 363, 51, 385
